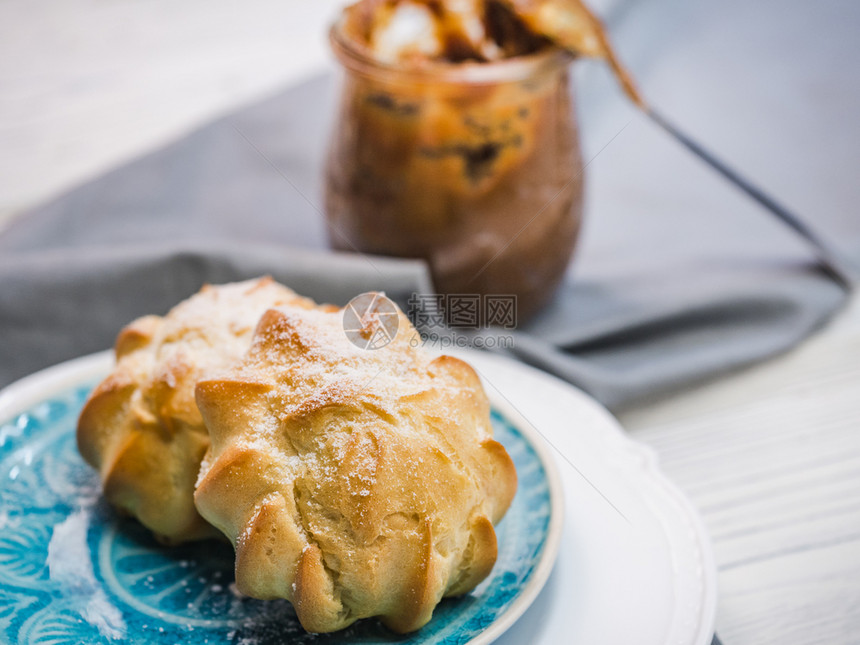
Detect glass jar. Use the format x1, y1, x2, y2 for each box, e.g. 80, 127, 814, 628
325, 25, 584, 321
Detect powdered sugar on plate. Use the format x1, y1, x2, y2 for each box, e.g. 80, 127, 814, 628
47, 509, 127, 640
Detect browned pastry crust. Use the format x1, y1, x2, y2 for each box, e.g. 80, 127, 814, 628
77, 277, 319, 544
194, 300, 517, 633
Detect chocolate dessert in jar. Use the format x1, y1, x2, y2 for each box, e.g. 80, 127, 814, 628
324, 0, 584, 320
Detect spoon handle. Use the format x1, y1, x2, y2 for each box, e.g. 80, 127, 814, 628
646, 106, 854, 289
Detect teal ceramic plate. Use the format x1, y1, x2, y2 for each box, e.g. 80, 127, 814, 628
0, 353, 564, 645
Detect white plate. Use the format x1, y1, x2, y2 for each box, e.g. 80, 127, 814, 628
449, 349, 718, 645
0, 349, 717, 645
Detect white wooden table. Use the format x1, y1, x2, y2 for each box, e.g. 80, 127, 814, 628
2, 1, 858, 643
621, 295, 860, 645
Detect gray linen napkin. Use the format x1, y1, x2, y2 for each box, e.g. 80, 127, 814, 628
0, 242, 433, 389
0, 73, 852, 410
1, 0, 857, 410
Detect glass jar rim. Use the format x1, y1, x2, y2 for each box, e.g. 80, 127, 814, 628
329, 21, 574, 85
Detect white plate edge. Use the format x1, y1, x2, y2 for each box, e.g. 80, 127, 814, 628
0, 351, 114, 422
452, 348, 718, 645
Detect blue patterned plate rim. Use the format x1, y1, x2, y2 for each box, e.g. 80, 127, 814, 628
0, 351, 564, 645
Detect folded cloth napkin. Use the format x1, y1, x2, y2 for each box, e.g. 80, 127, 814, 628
0, 73, 852, 410
0, 242, 433, 389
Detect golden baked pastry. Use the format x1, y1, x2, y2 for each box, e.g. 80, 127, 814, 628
77, 277, 318, 544
194, 300, 517, 633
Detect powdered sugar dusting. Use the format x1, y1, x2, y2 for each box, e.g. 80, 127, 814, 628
47, 509, 127, 640
191, 291, 514, 632
245, 304, 437, 421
